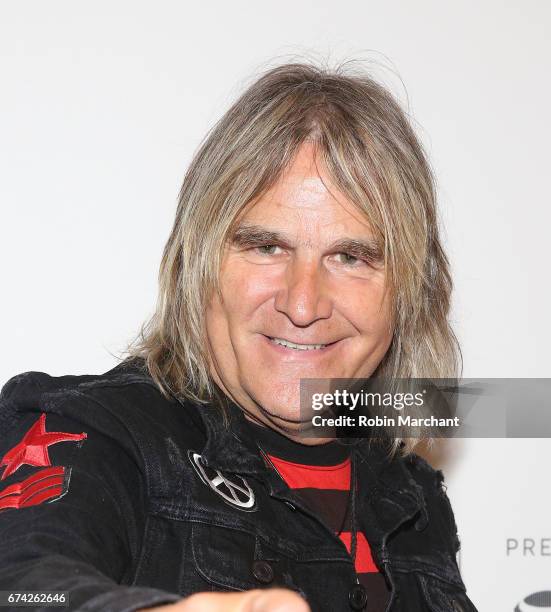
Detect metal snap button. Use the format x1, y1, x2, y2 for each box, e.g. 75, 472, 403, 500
251, 560, 274, 584
348, 583, 368, 610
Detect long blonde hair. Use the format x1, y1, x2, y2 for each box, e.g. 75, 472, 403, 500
123, 60, 461, 450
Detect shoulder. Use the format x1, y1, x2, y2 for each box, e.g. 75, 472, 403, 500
0, 361, 206, 466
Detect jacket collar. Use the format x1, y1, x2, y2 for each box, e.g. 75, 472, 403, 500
196, 391, 267, 475
354, 440, 427, 557
200, 385, 423, 500
197, 388, 427, 550
109, 359, 427, 547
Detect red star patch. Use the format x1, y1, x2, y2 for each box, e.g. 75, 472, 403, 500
0, 413, 87, 480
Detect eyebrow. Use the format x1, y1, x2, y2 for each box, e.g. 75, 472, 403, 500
230, 224, 289, 248
229, 223, 383, 262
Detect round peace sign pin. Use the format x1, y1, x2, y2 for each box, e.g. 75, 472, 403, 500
188, 451, 257, 512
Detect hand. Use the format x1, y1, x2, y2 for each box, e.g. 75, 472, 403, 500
138, 588, 310, 612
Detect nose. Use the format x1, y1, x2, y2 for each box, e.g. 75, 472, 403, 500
273, 255, 332, 326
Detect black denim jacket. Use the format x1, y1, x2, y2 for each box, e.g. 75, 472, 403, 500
0, 361, 479, 612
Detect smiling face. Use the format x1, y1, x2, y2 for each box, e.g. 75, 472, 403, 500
205, 141, 394, 439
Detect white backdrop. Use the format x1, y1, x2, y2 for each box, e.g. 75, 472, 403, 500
1, 2, 550, 609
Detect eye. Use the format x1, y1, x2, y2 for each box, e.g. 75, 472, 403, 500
254, 245, 281, 256
336, 252, 364, 266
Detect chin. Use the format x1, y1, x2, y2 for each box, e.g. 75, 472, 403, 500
248, 383, 304, 424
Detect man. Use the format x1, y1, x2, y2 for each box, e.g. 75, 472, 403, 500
0, 62, 478, 611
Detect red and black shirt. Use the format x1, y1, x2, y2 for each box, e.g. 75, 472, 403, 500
245, 420, 391, 612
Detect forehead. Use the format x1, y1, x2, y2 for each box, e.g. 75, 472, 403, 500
239, 142, 373, 235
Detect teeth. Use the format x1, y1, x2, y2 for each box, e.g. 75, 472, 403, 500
270, 337, 327, 351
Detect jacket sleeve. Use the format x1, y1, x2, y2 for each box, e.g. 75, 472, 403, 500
0, 372, 182, 612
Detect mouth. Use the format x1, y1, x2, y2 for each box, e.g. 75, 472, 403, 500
263, 335, 340, 352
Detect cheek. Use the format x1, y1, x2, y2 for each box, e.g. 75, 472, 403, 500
339, 280, 393, 335
340, 288, 394, 378
220, 262, 277, 321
